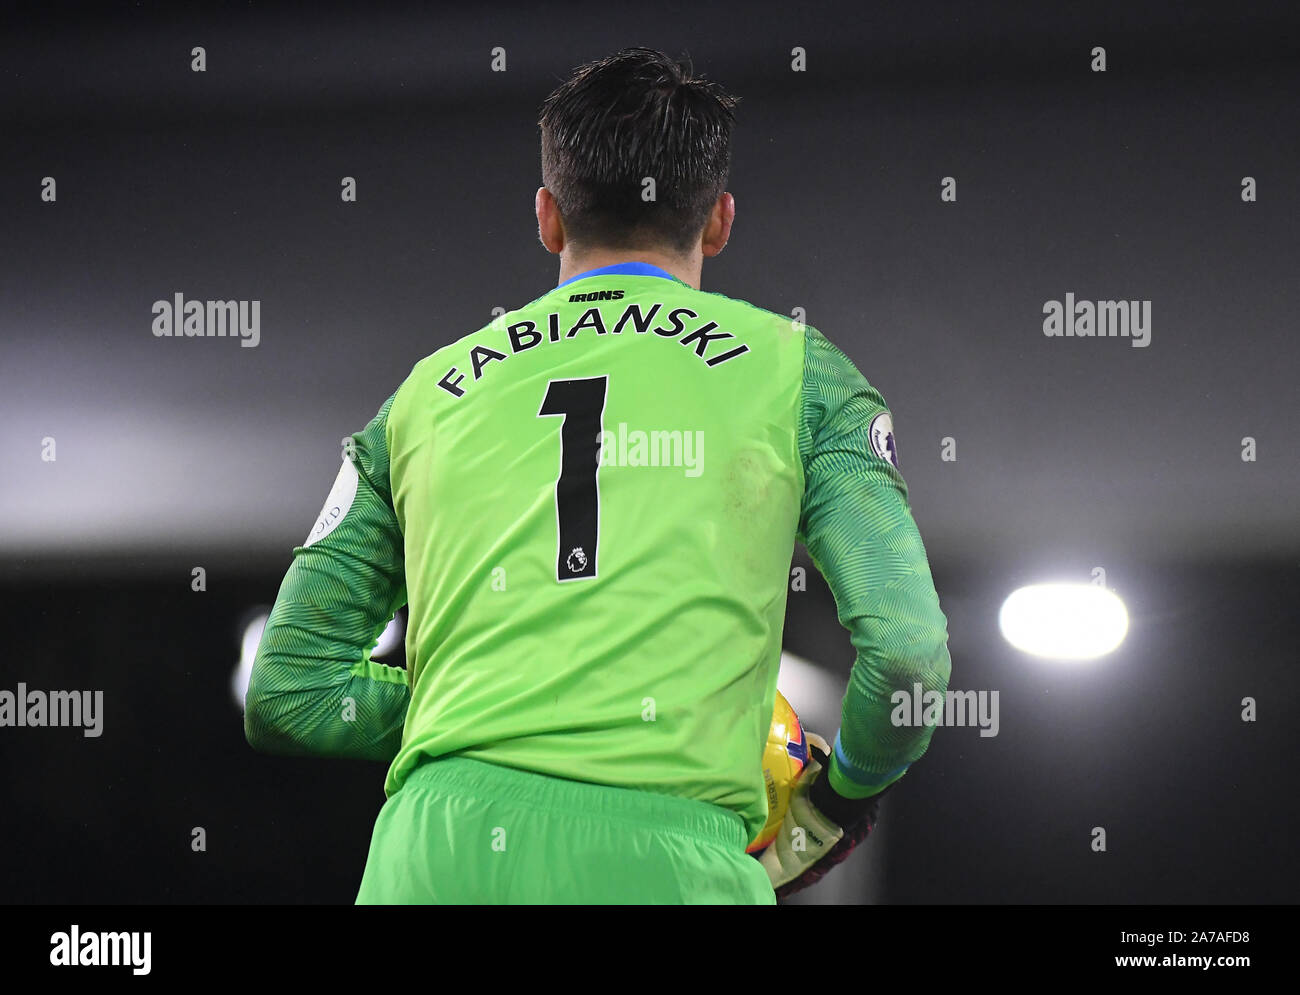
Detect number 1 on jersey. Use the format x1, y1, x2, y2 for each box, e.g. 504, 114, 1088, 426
538, 376, 607, 582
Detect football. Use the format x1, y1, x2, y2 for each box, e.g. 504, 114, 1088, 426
746, 689, 810, 853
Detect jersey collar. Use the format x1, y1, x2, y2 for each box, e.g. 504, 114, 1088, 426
556, 261, 677, 288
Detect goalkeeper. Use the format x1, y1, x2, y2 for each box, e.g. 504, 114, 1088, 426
245, 47, 951, 904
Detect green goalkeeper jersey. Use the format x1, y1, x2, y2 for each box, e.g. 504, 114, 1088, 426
246, 262, 951, 842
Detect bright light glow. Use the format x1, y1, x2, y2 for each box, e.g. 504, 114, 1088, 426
999, 583, 1128, 660
231, 612, 269, 709
776, 651, 843, 736
231, 609, 405, 710
372, 611, 405, 660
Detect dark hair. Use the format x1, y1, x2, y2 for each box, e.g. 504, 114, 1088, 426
539, 48, 738, 254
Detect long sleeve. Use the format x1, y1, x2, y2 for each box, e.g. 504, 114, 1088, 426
244, 394, 411, 762
797, 327, 952, 798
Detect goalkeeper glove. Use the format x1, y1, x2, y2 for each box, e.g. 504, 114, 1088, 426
758, 732, 894, 899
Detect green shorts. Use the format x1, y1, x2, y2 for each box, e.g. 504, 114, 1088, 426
355, 755, 776, 905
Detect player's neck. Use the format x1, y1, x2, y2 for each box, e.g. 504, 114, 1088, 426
557, 248, 703, 290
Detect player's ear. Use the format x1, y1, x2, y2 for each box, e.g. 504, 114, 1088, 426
702, 192, 733, 257
535, 187, 566, 255
700, 191, 734, 259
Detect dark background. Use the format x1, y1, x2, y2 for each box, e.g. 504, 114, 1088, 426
1, 1, 1297, 904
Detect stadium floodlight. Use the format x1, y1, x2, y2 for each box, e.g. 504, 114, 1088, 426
998, 583, 1128, 661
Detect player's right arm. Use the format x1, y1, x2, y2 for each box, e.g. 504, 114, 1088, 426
763, 327, 951, 895
243, 395, 411, 763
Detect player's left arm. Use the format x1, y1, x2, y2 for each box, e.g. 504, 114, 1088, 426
243, 394, 410, 762
760, 327, 950, 896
